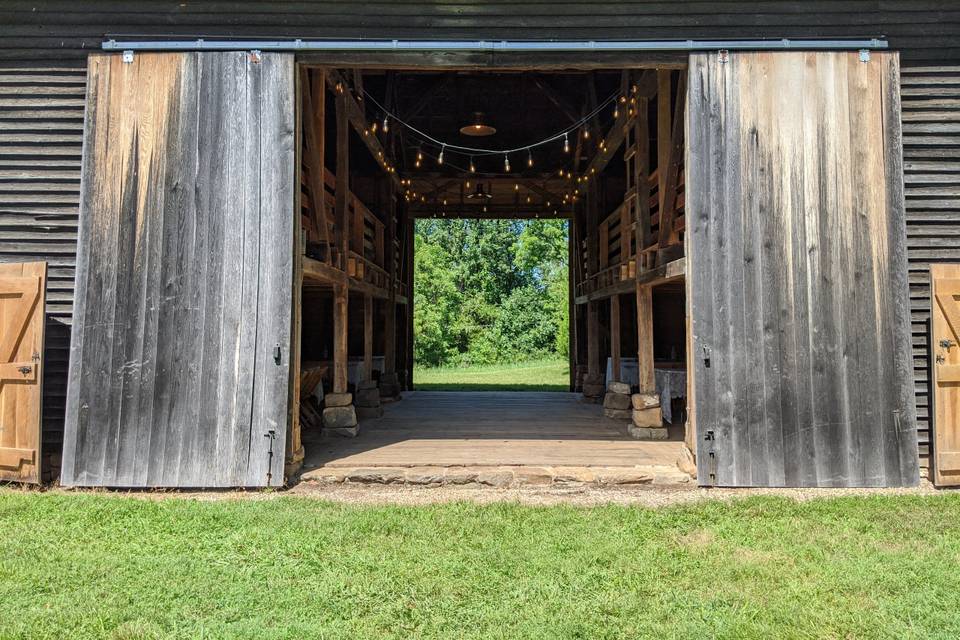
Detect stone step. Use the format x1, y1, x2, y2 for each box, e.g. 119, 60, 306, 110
299, 464, 692, 488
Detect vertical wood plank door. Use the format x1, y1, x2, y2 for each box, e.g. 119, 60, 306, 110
687, 51, 919, 487
0, 261, 46, 483
62, 52, 295, 487
931, 264, 960, 486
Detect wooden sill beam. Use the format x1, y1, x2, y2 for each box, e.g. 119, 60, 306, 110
574, 256, 685, 304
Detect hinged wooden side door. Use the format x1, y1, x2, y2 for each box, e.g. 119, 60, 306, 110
0, 261, 46, 483
932, 264, 960, 486
687, 50, 919, 487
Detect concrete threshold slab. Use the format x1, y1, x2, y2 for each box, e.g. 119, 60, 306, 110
298, 464, 693, 488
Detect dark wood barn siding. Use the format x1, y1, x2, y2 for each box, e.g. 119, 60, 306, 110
1, 1, 959, 63
0, 64, 85, 479
901, 65, 960, 469
687, 51, 919, 487
61, 52, 295, 487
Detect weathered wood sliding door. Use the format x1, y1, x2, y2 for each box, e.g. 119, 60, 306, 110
62, 52, 295, 487
687, 51, 919, 487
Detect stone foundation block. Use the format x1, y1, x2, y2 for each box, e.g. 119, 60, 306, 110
323, 405, 358, 430
354, 388, 381, 407
356, 405, 383, 419
582, 383, 605, 398
631, 392, 660, 410
677, 446, 698, 477
632, 406, 663, 427
603, 392, 631, 410
627, 425, 669, 440
325, 392, 353, 408
607, 380, 631, 395
325, 426, 360, 438
603, 408, 633, 420
357, 379, 378, 391
345, 468, 404, 484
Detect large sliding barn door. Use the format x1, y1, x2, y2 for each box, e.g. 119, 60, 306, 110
62, 52, 295, 487
687, 51, 919, 487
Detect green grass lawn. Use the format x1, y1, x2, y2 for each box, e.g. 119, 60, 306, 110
413, 357, 569, 391
2, 492, 960, 639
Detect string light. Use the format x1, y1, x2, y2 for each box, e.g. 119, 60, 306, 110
382, 115, 389, 133
563, 132, 570, 153
469, 156, 476, 173
583, 127, 590, 140
438, 144, 445, 165
613, 103, 619, 118
504, 153, 511, 172
527, 150, 534, 167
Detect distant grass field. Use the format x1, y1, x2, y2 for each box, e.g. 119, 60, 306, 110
2, 492, 960, 639
413, 357, 569, 391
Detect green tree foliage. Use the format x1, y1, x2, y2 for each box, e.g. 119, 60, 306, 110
414, 218, 569, 367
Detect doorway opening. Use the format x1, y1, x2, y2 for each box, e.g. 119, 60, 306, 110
292, 62, 693, 483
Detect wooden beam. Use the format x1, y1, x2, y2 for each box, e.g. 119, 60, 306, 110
657, 71, 687, 264
581, 70, 656, 180
301, 68, 330, 257
587, 300, 600, 381
303, 255, 347, 286
384, 186, 397, 376
575, 257, 685, 304
335, 90, 350, 271
297, 53, 688, 71
610, 294, 621, 383
657, 70, 672, 216
633, 96, 652, 264
531, 75, 580, 124
326, 68, 401, 189
363, 293, 374, 383
636, 282, 655, 393
333, 283, 349, 394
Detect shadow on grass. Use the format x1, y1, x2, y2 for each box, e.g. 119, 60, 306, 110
413, 383, 569, 392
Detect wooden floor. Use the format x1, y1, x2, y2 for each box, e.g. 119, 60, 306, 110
303, 391, 685, 468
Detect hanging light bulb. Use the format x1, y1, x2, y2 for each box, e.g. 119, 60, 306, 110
563, 132, 570, 153
415, 147, 422, 168
438, 144, 445, 165
382, 115, 389, 133
504, 153, 511, 172
515, 183, 520, 191
469, 156, 476, 173
527, 150, 534, 167
613, 103, 619, 118
583, 127, 590, 140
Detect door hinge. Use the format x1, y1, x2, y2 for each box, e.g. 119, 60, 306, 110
17, 365, 32, 375
273, 343, 282, 365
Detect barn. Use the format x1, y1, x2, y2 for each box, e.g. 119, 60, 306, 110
1, 2, 958, 488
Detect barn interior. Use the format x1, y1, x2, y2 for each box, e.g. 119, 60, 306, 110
291, 65, 692, 479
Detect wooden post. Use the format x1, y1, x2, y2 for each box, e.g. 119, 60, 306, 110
332, 91, 350, 394
610, 294, 621, 382
384, 188, 397, 378
333, 284, 349, 393
363, 293, 373, 383
567, 218, 577, 391
587, 300, 600, 382
636, 283, 655, 393
657, 70, 671, 216
335, 91, 350, 271
633, 96, 652, 268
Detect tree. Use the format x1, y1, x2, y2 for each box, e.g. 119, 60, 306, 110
414, 218, 569, 366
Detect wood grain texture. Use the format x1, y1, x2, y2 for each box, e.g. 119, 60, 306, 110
0, 260, 45, 483
687, 50, 919, 487
61, 52, 295, 488
931, 264, 960, 486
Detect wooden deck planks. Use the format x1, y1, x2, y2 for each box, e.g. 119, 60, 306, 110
304, 391, 684, 468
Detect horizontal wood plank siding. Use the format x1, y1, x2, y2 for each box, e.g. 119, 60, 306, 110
1, 2, 958, 63
0, 64, 85, 479
901, 65, 960, 470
